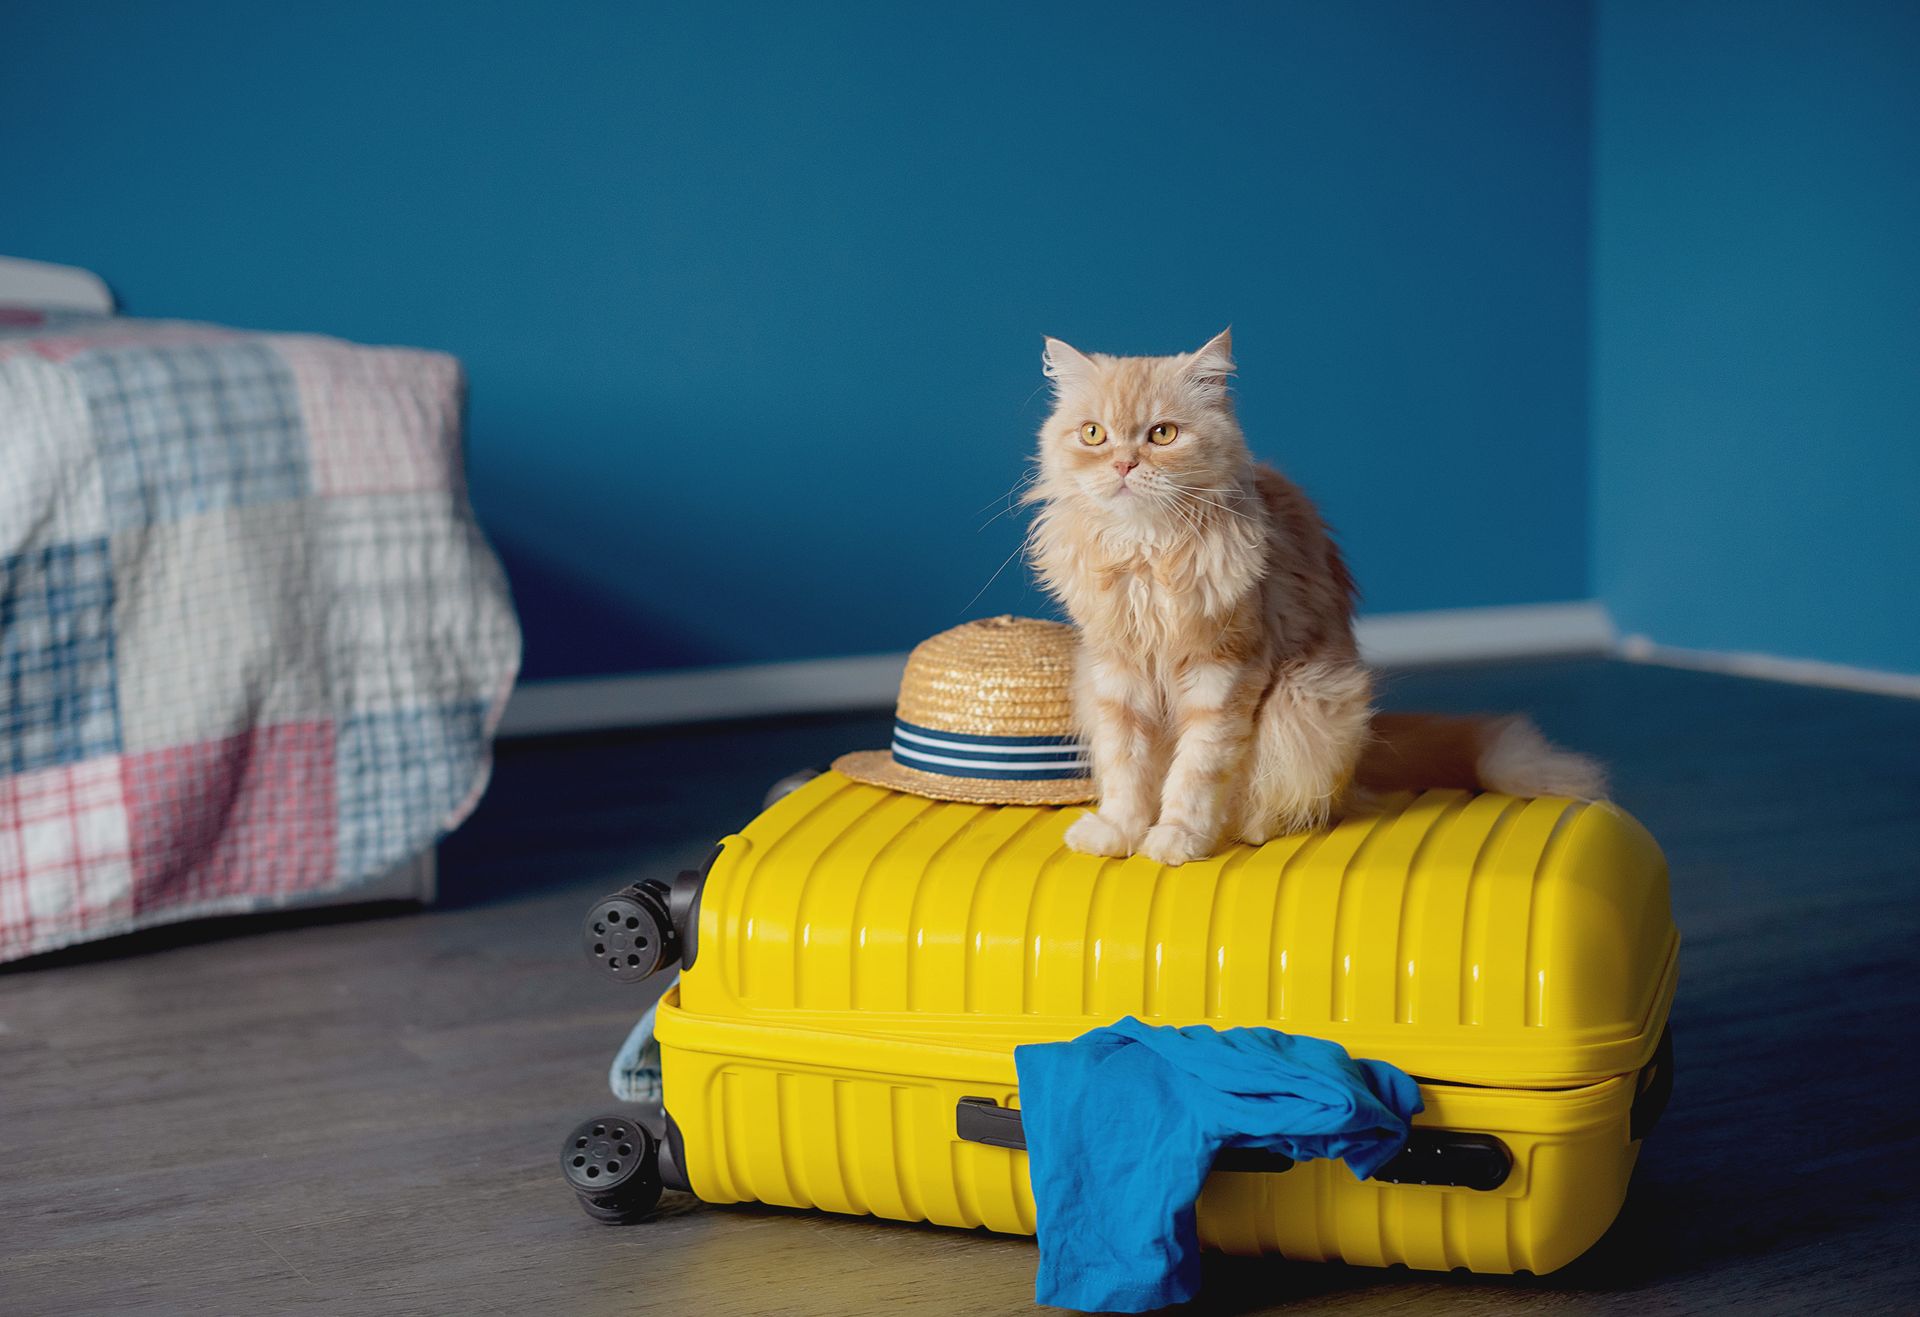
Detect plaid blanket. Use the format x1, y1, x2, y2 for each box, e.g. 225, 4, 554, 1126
0, 311, 521, 962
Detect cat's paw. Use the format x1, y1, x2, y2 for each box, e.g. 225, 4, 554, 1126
1235, 820, 1282, 846
1140, 822, 1217, 867
1064, 811, 1140, 857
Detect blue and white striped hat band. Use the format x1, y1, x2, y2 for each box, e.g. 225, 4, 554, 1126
889, 720, 1091, 781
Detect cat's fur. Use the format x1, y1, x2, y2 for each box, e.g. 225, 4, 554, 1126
1026, 330, 1604, 865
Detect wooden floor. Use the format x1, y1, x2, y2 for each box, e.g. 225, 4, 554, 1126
4, 658, 1917, 1315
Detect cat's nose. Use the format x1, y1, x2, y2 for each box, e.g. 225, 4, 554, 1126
1113, 458, 1138, 476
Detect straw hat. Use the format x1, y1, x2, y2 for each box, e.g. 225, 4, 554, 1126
833, 616, 1096, 806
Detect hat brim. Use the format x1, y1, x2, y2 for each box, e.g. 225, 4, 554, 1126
831, 750, 1097, 807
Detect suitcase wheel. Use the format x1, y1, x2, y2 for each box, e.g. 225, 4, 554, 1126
584, 887, 673, 983
562, 1115, 663, 1224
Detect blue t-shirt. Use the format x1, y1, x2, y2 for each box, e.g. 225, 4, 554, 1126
1014, 1017, 1423, 1312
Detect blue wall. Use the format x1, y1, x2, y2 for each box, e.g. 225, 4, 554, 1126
1592, 0, 1920, 674
0, 1, 1595, 680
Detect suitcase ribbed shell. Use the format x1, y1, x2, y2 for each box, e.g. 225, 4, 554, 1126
679, 773, 1676, 1086
656, 772, 1678, 1274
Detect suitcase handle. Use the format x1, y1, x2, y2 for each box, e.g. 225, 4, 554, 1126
956, 1096, 1295, 1173
956, 1097, 1513, 1189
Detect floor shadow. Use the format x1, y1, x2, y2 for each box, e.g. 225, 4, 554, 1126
0, 900, 424, 973
435, 708, 895, 908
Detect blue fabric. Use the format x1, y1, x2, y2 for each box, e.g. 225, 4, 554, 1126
1013, 1017, 1423, 1313
0, 539, 120, 775
72, 343, 310, 532
609, 977, 672, 1104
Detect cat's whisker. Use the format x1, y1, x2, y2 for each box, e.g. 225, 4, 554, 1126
973, 489, 1027, 524
975, 469, 1042, 531
974, 465, 1040, 514
1161, 484, 1256, 526
1161, 496, 1196, 534
961, 524, 1039, 613
1159, 478, 1256, 506
977, 502, 1026, 532
1158, 475, 1251, 497
1165, 493, 1207, 541
1166, 486, 1258, 525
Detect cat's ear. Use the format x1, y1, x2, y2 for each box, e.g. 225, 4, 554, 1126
1186, 328, 1235, 393
1042, 336, 1095, 391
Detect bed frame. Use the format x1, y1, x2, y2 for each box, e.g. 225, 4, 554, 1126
0, 255, 115, 312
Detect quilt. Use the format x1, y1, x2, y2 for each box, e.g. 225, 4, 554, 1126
0, 310, 521, 961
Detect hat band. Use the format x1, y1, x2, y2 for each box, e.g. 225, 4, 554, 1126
890, 719, 1091, 781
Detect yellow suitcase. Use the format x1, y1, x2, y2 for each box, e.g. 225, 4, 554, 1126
569, 771, 1677, 1277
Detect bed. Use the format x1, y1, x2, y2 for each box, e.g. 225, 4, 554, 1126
0, 258, 521, 962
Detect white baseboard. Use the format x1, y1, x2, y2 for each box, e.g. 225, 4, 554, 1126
497, 600, 1616, 737
497, 651, 914, 736
1355, 600, 1616, 667
1619, 635, 1920, 700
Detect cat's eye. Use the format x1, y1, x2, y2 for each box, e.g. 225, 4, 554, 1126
1148, 422, 1179, 445
1079, 422, 1106, 446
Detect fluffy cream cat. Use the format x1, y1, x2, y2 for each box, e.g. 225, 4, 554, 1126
1027, 330, 1604, 866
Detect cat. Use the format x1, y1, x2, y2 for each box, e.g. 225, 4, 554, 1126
1025, 329, 1605, 866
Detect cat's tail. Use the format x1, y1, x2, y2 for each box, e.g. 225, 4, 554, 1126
1357, 712, 1608, 800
